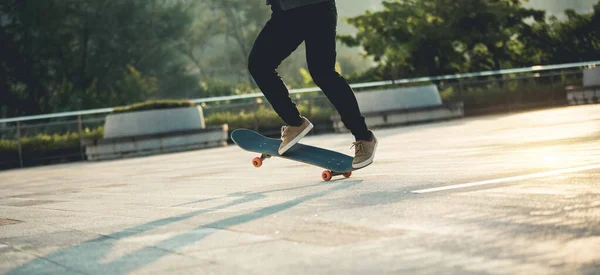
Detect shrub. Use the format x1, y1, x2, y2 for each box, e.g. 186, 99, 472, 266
0, 127, 104, 155
205, 103, 335, 130
112, 100, 196, 114
204, 106, 282, 130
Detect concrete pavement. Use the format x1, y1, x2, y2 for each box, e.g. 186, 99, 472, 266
1, 105, 599, 274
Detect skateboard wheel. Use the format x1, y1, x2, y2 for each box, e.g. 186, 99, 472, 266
252, 157, 263, 168
321, 170, 333, 181
343, 171, 352, 178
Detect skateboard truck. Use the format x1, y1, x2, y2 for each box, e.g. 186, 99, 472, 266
252, 153, 352, 181
321, 170, 353, 181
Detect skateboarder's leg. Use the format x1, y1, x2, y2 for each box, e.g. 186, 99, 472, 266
248, 8, 314, 154
248, 10, 305, 127
303, 2, 371, 142
303, 1, 377, 168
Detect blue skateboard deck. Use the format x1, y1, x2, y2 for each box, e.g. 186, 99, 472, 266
230, 129, 355, 181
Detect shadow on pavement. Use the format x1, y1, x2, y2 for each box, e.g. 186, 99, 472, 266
8, 180, 363, 275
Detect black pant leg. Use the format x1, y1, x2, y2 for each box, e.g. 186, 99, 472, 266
248, 11, 305, 127
302, 2, 370, 140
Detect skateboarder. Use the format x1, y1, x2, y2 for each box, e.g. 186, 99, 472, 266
248, 0, 377, 169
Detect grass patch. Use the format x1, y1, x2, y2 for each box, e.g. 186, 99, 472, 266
112, 100, 196, 114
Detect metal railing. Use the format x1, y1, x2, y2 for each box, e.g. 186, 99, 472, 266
1, 60, 598, 124
0, 60, 598, 170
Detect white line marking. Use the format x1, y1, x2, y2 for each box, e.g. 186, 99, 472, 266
411, 163, 600, 194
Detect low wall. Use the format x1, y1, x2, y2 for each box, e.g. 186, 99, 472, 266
566, 85, 600, 105
103, 106, 205, 139
355, 84, 443, 113
332, 103, 464, 132
584, 67, 600, 87
83, 125, 228, 161
331, 85, 463, 132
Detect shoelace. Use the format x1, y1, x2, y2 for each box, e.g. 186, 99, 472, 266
281, 126, 289, 140
351, 141, 365, 154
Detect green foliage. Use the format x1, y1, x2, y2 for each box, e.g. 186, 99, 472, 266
109, 66, 160, 106
83, 127, 105, 140
1, 0, 599, 122
438, 77, 567, 113
199, 80, 260, 98
0, 127, 104, 156
112, 100, 196, 114
298, 62, 344, 88
0, 0, 198, 117
205, 101, 336, 130
339, 0, 600, 82
339, 0, 547, 79
520, 2, 600, 64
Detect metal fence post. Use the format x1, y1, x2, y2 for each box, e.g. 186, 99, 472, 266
457, 80, 464, 103
78, 115, 85, 160
16, 121, 23, 168
549, 74, 555, 106
503, 77, 511, 114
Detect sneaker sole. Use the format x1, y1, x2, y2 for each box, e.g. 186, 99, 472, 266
278, 123, 314, 155
352, 139, 378, 169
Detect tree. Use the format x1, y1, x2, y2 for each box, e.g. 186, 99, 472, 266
176, 1, 225, 81
521, 2, 600, 64
0, 0, 198, 117
338, 0, 545, 80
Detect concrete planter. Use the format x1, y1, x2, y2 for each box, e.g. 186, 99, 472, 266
331, 84, 464, 131
566, 85, 600, 105
332, 103, 464, 132
584, 67, 600, 87
353, 84, 443, 114
84, 106, 228, 161
83, 125, 228, 161
103, 106, 205, 139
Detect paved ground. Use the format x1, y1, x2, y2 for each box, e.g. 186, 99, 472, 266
1, 105, 600, 275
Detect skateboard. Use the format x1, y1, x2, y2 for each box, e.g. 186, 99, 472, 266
230, 129, 356, 181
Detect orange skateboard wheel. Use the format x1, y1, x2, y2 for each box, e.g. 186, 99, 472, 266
321, 170, 333, 181
343, 171, 352, 178
252, 157, 263, 168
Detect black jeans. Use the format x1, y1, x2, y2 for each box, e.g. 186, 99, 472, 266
248, 1, 370, 141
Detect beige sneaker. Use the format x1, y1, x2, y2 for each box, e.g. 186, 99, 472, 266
352, 131, 377, 169
278, 117, 313, 155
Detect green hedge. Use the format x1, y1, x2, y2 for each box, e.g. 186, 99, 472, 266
205, 104, 335, 130
0, 127, 103, 153
439, 81, 565, 114
0, 127, 104, 169
112, 100, 196, 114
